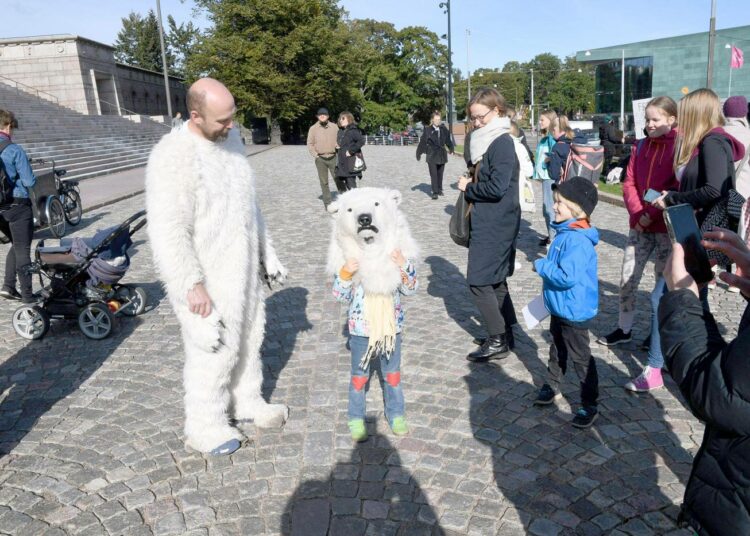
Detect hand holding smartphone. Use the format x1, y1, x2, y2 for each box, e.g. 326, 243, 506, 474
643, 188, 662, 204
664, 204, 713, 284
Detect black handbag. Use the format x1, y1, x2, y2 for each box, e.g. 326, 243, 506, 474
449, 191, 470, 247
699, 144, 746, 266
352, 152, 366, 173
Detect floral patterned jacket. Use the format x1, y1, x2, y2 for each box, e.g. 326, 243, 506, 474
332, 260, 418, 337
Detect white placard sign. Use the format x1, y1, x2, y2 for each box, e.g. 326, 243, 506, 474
522, 294, 550, 330
632, 98, 652, 139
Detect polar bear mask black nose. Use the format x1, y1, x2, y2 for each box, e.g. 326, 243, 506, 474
358, 213, 372, 227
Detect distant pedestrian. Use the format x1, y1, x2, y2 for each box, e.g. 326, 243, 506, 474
416, 111, 454, 200
597, 96, 679, 394
335, 112, 364, 191
722, 96, 750, 251
306, 107, 340, 209
600, 115, 623, 172
533, 177, 600, 428
0, 109, 37, 303
506, 105, 534, 164
534, 109, 558, 245
457, 88, 520, 362
171, 111, 183, 130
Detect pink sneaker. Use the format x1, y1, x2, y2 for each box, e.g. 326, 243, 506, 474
624, 366, 664, 392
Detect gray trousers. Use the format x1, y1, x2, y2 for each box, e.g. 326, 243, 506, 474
315, 156, 343, 205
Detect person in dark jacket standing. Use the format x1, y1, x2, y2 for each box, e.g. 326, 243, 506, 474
457, 89, 520, 361
0, 109, 37, 303
659, 227, 750, 536
335, 112, 365, 191
417, 111, 454, 200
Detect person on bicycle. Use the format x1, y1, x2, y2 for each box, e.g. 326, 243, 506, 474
0, 109, 37, 303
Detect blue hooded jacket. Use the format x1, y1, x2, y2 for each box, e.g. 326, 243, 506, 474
534, 219, 599, 323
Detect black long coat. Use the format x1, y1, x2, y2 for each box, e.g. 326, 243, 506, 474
336, 124, 365, 178
659, 290, 750, 536
416, 124, 454, 165
463, 134, 520, 286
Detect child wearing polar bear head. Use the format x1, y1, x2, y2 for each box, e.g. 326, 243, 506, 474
327, 187, 419, 442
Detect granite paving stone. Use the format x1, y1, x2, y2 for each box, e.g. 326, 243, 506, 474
0, 146, 743, 534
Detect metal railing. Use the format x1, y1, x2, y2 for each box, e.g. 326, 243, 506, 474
0, 74, 59, 104
98, 99, 171, 130
364, 135, 420, 146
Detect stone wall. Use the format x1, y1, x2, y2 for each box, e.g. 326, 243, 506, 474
0, 34, 186, 117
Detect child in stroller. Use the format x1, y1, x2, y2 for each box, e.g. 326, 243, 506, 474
11, 210, 148, 340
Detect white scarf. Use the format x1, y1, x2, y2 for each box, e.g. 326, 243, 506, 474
470, 115, 511, 164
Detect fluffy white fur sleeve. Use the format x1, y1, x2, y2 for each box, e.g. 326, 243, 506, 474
145, 135, 204, 304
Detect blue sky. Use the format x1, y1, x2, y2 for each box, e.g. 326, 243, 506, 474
4, 0, 750, 73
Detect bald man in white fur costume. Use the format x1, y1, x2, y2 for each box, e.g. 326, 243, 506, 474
146, 78, 288, 455
327, 187, 419, 442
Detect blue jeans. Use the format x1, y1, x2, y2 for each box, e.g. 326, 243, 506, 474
542, 179, 555, 239
648, 277, 667, 368
348, 334, 404, 424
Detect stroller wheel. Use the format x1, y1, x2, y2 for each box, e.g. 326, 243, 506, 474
78, 303, 115, 340
12, 305, 50, 340
115, 285, 147, 316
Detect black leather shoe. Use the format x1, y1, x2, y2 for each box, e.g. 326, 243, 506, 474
467, 334, 510, 362
473, 327, 515, 350
431, 192, 439, 200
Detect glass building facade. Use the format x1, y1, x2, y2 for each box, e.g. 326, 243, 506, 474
594, 56, 653, 114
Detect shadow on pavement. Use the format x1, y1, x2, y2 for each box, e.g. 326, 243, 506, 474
0, 315, 142, 456
261, 286, 312, 401
282, 430, 446, 535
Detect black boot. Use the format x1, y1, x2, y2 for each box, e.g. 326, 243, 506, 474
467, 334, 509, 362
473, 327, 515, 350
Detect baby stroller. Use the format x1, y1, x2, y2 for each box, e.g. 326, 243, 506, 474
11, 210, 148, 340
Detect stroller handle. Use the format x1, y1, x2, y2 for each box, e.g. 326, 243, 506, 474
86, 210, 147, 260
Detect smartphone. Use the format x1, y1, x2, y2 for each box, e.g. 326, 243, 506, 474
643, 188, 661, 203
664, 204, 714, 284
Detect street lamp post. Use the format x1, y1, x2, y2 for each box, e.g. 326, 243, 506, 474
620, 48, 625, 131
530, 69, 535, 135
155, 0, 173, 119
726, 43, 733, 97
466, 29, 471, 104
707, 0, 717, 88
439, 1, 454, 141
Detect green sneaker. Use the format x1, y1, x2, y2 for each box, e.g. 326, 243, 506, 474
390, 416, 409, 436
348, 419, 368, 442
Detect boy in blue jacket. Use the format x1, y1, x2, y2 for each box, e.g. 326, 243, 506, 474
533, 177, 600, 428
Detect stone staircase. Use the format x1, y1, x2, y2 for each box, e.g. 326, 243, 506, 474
0, 82, 169, 180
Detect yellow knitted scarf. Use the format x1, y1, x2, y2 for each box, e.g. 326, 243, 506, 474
361, 292, 396, 369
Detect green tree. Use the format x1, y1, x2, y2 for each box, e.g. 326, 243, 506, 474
114, 10, 168, 72
548, 57, 595, 116
188, 0, 351, 142
166, 16, 201, 78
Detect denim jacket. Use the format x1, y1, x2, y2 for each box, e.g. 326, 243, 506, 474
0, 133, 36, 198
332, 260, 418, 337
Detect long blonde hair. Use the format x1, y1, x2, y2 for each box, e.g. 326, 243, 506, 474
674, 88, 724, 168
539, 109, 557, 138
555, 114, 575, 140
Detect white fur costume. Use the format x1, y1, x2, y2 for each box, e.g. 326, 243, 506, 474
326, 188, 419, 292
146, 124, 288, 452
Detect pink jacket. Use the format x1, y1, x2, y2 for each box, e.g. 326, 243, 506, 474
622, 129, 678, 233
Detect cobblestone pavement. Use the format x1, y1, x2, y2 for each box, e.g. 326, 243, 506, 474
0, 145, 745, 536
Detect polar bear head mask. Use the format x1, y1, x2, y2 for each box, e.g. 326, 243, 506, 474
326, 187, 419, 295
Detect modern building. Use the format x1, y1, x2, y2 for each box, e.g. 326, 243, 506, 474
577, 25, 750, 126
0, 34, 186, 118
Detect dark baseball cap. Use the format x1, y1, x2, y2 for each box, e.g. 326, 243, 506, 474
552, 177, 599, 218
316, 107, 329, 116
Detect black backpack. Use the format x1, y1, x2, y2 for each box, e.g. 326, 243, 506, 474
0, 140, 15, 206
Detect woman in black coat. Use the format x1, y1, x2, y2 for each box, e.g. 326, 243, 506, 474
660, 228, 750, 536
417, 111, 454, 199
336, 111, 365, 191
458, 88, 520, 362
